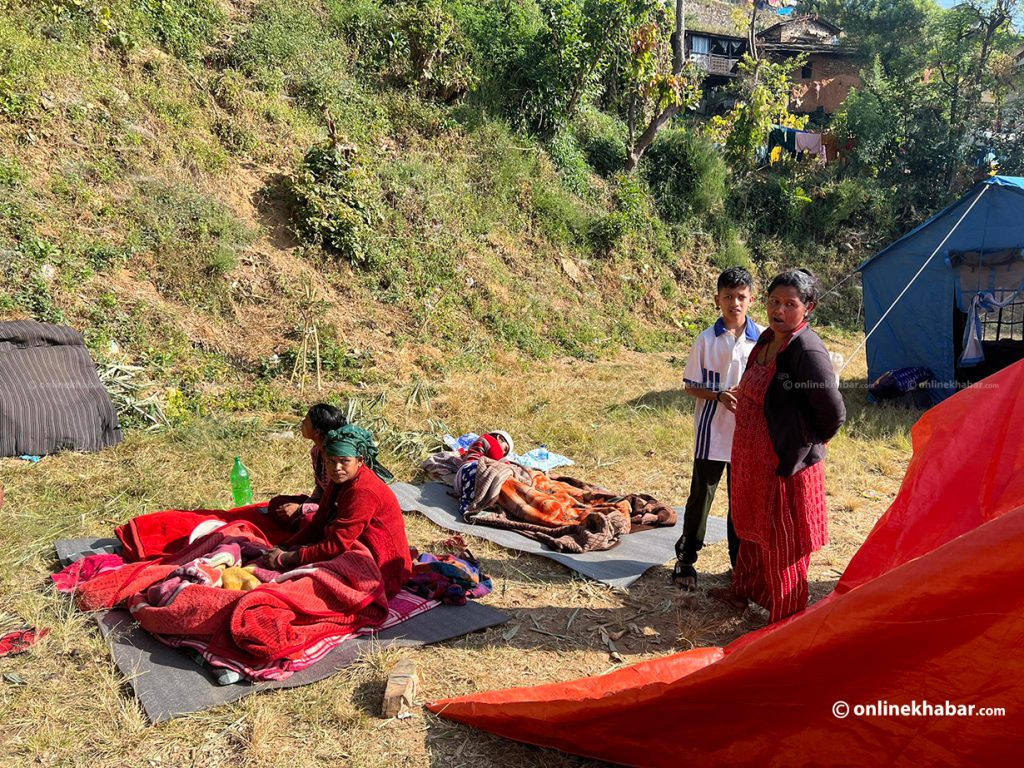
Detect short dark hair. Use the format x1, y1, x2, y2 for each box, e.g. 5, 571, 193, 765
717, 267, 755, 293
767, 268, 821, 305
307, 403, 346, 435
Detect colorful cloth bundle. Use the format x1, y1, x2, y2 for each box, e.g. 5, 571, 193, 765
406, 546, 492, 606
51, 553, 125, 592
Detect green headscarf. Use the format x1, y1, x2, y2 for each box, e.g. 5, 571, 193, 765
323, 424, 394, 482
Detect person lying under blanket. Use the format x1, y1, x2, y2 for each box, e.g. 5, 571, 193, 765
453, 431, 515, 518
464, 467, 677, 553
266, 402, 347, 530
423, 435, 676, 554
261, 424, 412, 600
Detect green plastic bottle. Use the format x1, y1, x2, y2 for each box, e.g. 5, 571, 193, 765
230, 456, 253, 507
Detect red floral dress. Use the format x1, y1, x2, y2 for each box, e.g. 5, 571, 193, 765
729, 340, 828, 623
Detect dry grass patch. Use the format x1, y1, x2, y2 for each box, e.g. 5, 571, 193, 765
0, 340, 920, 767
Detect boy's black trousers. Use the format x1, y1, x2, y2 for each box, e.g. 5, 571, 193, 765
675, 458, 740, 567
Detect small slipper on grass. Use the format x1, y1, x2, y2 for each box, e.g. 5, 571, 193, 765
0, 628, 49, 657
707, 587, 748, 611
671, 562, 698, 592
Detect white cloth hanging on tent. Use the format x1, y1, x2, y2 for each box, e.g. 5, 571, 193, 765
960, 290, 1023, 366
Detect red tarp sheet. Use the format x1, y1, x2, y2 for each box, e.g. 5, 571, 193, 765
428, 360, 1024, 766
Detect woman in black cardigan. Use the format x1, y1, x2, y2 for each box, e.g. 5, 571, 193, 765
709, 269, 846, 622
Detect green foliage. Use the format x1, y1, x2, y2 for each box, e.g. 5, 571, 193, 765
45, 0, 225, 59
513, 0, 628, 133
134, 0, 225, 60
590, 172, 668, 259
546, 131, 596, 198
0, 22, 44, 117
709, 54, 808, 168
802, 0, 935, 81
290, 140, 380, 265
642, 127, 728, 223
713, 226, 751, 271
573, 106, 628, 175
531, 177, 592, 246
803, 177, 896, 241
124, 182, 256, 312
389, 0, 478, 101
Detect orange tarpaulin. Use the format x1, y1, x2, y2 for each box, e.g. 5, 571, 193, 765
428, 360, 1024, 766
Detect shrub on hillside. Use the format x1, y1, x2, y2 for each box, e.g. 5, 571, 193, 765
290, 140, 379, 265
45, 0, 225, 59
803, 177, 897, 242
643, 128, 728, 223
590, 172, 670, 259
546, 132, 596, 199
389, 0, 478, 102
573, 108, 628, 176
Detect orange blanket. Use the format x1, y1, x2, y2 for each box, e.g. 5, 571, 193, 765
466, 470, 673, 553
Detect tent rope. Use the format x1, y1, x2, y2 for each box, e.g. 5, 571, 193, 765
838, 184, 990, 377
817, 269, 859, 302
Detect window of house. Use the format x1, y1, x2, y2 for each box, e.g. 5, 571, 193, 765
801, 62, 813, 79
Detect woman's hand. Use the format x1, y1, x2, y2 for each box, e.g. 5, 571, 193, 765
261, 547, 295, 570
718, 389, 739, 413
276, 502, 302, 520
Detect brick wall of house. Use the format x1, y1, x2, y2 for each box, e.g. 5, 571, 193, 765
789, 54, 861, 115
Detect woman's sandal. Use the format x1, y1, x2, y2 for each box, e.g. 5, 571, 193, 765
671, 562, 698, 592
707, 586, 749, 611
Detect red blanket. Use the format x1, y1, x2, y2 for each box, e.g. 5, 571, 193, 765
76, 520, 389, 675
115, 504, 292, 561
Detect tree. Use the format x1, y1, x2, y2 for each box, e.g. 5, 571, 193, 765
622, 10, 703, 170
930, 0, 1021, 189
706, 53, 808, 169
802, 0, 936, 81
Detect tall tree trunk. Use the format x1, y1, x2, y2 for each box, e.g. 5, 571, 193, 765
625, 105, 680, 171
626, 3, 686, 171
671, 0, 684, 74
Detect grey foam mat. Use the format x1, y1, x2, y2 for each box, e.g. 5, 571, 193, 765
392, 482, 727, 589
55, 538, 509, 723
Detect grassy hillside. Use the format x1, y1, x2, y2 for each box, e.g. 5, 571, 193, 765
0, 0, 885, 427
0, 0, 729, 423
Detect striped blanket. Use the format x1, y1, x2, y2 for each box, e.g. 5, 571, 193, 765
0, 320, 121, 457
465, 470, 676, 553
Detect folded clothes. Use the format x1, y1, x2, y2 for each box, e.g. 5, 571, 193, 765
406, 539, 492, 606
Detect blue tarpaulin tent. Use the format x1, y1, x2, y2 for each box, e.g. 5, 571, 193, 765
858, 176, 1024, 402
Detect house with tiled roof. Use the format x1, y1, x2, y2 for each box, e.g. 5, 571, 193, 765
683, 1, 751, 85
755, 15, 862, 117
682, 5, 861, 118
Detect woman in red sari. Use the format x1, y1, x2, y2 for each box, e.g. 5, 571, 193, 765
710, 269, 845, 623
262, 424, 412, 600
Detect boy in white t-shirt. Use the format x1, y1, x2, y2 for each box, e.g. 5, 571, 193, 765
673, 267, 761, 593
